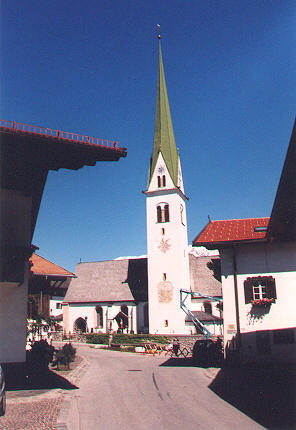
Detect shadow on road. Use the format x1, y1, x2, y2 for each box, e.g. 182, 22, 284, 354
159, 357, 221, 368
159, 357, 197, 367
209, 365, 296, 430
160, 356, 296, 429
2, 363, 78, 391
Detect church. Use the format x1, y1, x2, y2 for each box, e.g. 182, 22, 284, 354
63, 39, 222, 336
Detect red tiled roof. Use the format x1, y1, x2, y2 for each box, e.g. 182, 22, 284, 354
30, 254, 75, 277
193, 217, 270, 246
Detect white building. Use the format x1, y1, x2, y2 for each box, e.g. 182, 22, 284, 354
193, 118, 296, 363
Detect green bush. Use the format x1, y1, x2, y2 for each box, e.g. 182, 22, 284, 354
85, 333, 170, 345
27, 340, 54, 370
86, 334, 109, 344
62, 343, 76, 362
53, 343, 76, 370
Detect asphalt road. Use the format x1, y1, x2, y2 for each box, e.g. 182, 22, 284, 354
66, 346, 265, 430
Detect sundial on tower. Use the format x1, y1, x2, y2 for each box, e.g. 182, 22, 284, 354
158, 238, 171, 253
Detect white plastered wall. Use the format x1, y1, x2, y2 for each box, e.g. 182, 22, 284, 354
50, 296, 64, 318
0, 266, 29, 363
221, 242, 296, 361
0, 189, 32, 363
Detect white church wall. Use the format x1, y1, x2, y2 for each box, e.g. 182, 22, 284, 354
65, 302, 138, 334
147, 152, 175, 192
136, 302, 148, 333
147, 152, 190, 334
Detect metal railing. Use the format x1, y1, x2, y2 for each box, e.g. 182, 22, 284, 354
0, 118, 120, 150
180, 289, 222, 339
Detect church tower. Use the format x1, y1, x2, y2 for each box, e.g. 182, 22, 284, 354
146, 38, 190, 334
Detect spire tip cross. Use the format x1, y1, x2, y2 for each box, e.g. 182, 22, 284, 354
157, 24, 161, 39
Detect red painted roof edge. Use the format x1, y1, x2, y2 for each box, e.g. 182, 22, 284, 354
192, 217, 270, 247
30, 254, 76, 277
192, 221, 211, 246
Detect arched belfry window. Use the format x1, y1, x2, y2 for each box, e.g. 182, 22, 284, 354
157, 176, 161, 187
157, 203, 170, 223
162, 175, 166, 187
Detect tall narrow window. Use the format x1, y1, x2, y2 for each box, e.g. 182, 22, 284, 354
162, 175, 166, 187
96, 306, 103, 328
157, 176, 161, 188
163, 273, 167, 281
157, 205, 162, 223
164, 204, 169, 222
180, 204, 184, 225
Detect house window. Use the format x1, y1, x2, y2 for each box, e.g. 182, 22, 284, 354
156, 203, 169, 223
163, 273, 167, 281
204, 302, 212, 314
252, 285, 267, 300
96, 306, 103, 328
164, 319, 168, 327
56, 303, 62, 310
273, 328, 294, 344
161, 228, 165, 236
244, 276, 276, 304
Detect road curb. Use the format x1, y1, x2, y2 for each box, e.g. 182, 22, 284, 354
56, 354, 89, 430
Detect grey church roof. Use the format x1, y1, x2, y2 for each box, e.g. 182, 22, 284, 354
189, 254, 222, 297
64, 258, 148, 304
64, 254, 221, 304
185, 311, 222, 322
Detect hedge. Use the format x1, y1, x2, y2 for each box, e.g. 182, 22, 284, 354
85, 333, 170, 345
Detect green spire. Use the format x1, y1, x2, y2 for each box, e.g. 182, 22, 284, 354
148, 40, 179, 188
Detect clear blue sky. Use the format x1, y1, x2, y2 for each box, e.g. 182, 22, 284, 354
1, 1, 295, 272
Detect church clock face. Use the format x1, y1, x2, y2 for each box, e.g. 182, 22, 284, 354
157, 165, 165, 174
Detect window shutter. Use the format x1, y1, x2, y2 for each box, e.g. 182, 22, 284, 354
266, 276, 277, 300
244, 278, 253, 303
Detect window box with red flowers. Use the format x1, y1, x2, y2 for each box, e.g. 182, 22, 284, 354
250, 297, 275, 308
244, 276, 277, 306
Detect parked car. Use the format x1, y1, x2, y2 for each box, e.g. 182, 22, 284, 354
192, 338, 223, 366
0, 365, 6, 416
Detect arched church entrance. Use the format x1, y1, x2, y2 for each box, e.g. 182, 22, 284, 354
74, 317, 87, 332
115, 306, 128, 333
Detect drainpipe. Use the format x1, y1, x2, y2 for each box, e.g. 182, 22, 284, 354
232, 246, 241, 350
